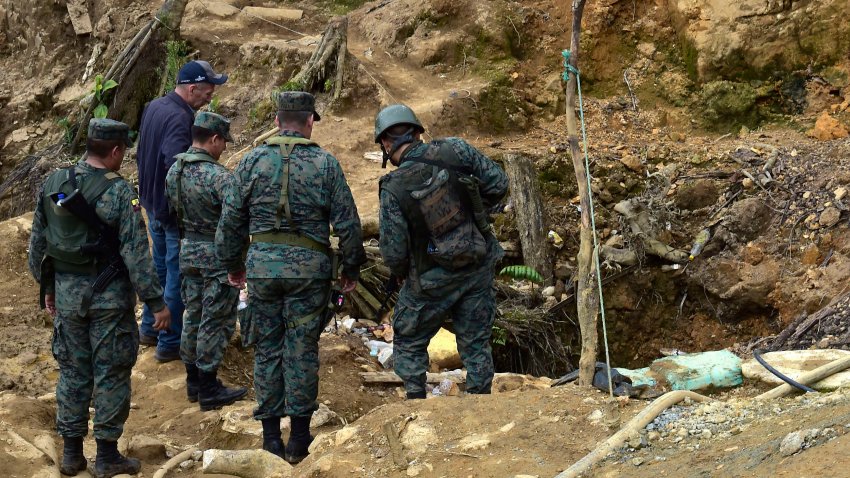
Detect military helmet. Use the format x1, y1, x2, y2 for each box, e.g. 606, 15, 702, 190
374, 104, 425, 143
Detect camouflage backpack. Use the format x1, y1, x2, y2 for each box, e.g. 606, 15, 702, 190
380, 140, 487, 272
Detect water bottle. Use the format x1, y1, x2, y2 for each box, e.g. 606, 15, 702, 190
689, 229, 711, 261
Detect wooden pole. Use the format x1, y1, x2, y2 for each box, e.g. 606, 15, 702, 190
563, 0, 599, 386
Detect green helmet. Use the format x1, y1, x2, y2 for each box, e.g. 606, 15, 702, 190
374, 104, 425, 143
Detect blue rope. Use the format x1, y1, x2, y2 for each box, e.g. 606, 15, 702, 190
563, 49, 614, 398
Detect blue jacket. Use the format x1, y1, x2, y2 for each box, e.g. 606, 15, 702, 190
137, 92, 194, 225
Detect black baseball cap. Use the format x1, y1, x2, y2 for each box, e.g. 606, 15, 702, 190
177, 60, 228, 85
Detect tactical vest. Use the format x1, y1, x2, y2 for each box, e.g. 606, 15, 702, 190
379, 140, 487, 275
42, 165, 122, 274
173, 150, 218, 241
250, 135, 332, 258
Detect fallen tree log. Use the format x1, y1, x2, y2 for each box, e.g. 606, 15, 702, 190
614, 199, 688, 263
289, 16, 348, 103
504, 153, 552, 282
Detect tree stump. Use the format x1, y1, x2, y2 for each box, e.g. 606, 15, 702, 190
290, 16, 348, 103
504, 153, 553, 282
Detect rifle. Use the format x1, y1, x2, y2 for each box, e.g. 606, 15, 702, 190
375, 276, 400, 322
50, 188, 127, 292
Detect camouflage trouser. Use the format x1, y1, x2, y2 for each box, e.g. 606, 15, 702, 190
249, 277, 329, 420
180, 268, 238, 373
392, 269, 496, 396
52, 309, 139, 440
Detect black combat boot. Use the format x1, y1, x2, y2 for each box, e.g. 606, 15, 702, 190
284, 415, 314, 465
406, 391, 426, 400
94, 439, 140, 478
261, 416, 284, 458
185, 363, 200, 403
198, 370, 248, 411
60, 436, 87, 476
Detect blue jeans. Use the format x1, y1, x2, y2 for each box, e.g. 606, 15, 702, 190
139, 211, 184, 353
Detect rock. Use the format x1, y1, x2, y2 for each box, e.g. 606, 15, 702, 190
500, 422, 516, 433
819, 207, 841, 228
542, 286, 556, 297
779, 431, 806, 456
699, 81, 757, 124
835, 187, 848, 201
458, 434, 491, 452
637, 42, 656, 58
647, 431, 661, 442
179, 459, 194, 470
741, 350, 850, 390
723, 197, 772, 241
203, 1, 240, 17
192, 450, 204, 461
808, 112, 849, 141
587, 410, 604, 422
428, 328, 461, 369
619, 154, 644, 174
127, 435, 166, 460
632, 457, 644, 466
361, 216, 379, 238
4, 127, 29, 147
801, 244, 820, 266
700, 429, 712, 439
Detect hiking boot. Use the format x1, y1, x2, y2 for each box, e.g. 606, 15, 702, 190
185, 363, 200, 403
284, 415, 314, 465
261, 417, 284, 459
139, 334, 158, 346
406, 391, 426, 400
263, 438, 285, 458
198, 370, 247, 411
60, 436, 87, 476
154, 348, 181, 363
94, 439, 140, 478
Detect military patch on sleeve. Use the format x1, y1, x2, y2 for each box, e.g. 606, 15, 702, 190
131, 198, 141, 213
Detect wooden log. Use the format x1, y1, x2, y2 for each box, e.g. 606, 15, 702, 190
504, 153, 552, 282
382, 422, 408, 468
361, 371, 467, 384
242, 6, 304, 22
563, 0, 597, 386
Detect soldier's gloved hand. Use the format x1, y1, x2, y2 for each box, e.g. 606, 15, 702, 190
153, 307, 172, 332
44, 294, 56, 317
228, 270, 247, 289
339, 274, 357, 294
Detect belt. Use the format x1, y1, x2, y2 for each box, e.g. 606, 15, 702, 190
184, 230, 216, 242
251, 231, 331, 257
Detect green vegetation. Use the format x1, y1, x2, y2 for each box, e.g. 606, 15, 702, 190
90, 74, 119, 119
207, 96, 220, 113
698, 80, 759, 130
162, 40, 190, 94
57, 117, 73, 144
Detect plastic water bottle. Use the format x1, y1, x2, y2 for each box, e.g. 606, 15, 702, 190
689, 229, 711, 261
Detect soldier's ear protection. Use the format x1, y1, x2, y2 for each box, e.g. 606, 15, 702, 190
380, 127, 416, 168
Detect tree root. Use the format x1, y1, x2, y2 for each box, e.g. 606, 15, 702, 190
153, 447, 197, 478
202, 449, 293, 478
555, 390, 712, 478
290, 16, 348, 103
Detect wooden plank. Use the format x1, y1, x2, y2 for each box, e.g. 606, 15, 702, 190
361, 371, 467, 384
67, 0, 93, 35
242, 6, 304, 22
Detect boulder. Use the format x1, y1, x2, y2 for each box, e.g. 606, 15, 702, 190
428, 328, 462, 369
808, 112, 849, 141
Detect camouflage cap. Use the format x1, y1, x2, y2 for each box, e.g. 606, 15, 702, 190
276, 91, 321, 121
194, 111, 234, 142
88, 118, 133, 147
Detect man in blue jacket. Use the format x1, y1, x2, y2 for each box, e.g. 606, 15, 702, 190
136, 60, 228, 362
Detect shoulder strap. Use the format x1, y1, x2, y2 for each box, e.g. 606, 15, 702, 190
174, 157, 186, 233
402, 141, 473, 175
264, 136, 319, 231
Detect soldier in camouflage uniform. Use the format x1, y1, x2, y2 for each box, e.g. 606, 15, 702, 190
375, 105, 508, 399
217, 91, 366, 464
29, 119, 171, 478
165, 112, 248, 411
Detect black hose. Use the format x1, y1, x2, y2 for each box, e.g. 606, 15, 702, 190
753, 349, 817, 394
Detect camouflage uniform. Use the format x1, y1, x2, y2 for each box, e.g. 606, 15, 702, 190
165, 113, 238, 374
217, 93, 366, 421
28, 119, 165, 441
379, 138, 508, 397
